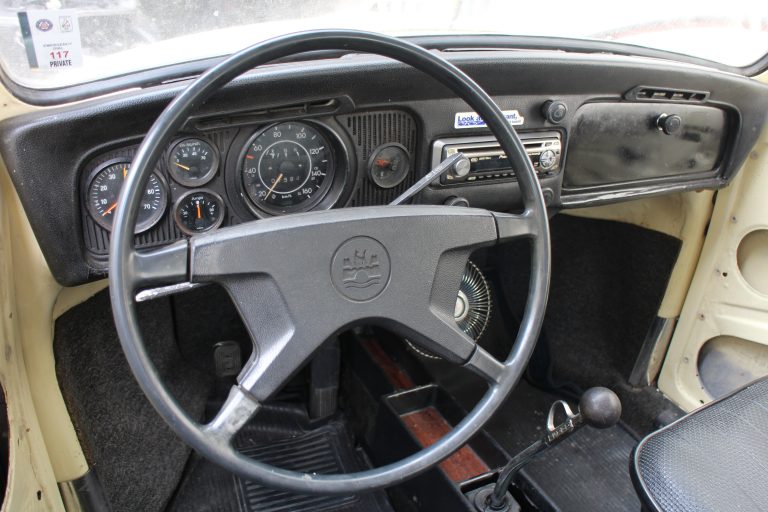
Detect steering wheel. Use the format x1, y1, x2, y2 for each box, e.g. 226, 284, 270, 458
109, 30, 550, 494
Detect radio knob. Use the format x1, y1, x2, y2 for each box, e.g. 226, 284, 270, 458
451, 154, 471, 178
542, 100, 568, 124
539, 149, 557, 170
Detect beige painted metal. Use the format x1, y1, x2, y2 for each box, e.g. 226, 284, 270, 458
658, 119, 768, 410
0, 170, 65, 510
0, 88, 95, 510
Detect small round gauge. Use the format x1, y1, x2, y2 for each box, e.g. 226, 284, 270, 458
368, 143, 410, 189
240, 122, 334, 215
173, 190, 225, 235
86, 161, 168, 233
168, 138, 219, 186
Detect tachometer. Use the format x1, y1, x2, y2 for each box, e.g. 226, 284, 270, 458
86, 160, 168, 233
240, 122, 334, 215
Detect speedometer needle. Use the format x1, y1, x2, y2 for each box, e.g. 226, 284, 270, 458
102, 203, 117, 216
265, 173, 284, 197
175, 162, 191, 171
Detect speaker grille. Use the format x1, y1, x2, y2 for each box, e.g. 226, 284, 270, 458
342, 110, 418, 206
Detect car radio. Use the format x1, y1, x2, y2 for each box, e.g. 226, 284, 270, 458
431, 132, 562, 185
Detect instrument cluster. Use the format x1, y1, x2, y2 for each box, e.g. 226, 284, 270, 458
83, 120, 362, 239
81, 111, 419, 263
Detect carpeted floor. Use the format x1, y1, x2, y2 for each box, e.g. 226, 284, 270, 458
54, 290, 213, 512
492, 213, 682, 436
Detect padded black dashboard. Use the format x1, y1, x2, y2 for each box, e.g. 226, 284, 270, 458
1, 49, 767, 286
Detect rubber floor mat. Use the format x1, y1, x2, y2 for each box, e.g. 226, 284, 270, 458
169, 405, 392, 512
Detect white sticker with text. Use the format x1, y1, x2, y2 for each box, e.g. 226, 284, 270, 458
454, 110, 524, 129
18, 10, 83, 69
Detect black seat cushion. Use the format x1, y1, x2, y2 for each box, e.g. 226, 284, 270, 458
631, 377, 768, 512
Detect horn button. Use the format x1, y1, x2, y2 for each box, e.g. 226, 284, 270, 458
331, 236, 391, 302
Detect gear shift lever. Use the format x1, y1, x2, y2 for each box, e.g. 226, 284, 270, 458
476, 387, 622, 512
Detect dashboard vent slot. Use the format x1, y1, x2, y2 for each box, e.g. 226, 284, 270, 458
192, 97, 347, 131
342, 110, 418, 206
627, 86, 709, 103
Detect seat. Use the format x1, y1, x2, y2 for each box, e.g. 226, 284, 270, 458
631, 377, 768, 512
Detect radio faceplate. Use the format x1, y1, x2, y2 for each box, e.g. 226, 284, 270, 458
431, 131, 562, 185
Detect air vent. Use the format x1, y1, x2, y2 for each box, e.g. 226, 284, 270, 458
626, 86, 709, 103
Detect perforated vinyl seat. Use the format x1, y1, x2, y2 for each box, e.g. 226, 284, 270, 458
631, 377, 768, 512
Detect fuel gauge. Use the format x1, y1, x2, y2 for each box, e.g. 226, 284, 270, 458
174, 190, 225, 235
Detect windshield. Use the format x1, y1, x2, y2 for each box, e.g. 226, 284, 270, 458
1, 0, 766, 90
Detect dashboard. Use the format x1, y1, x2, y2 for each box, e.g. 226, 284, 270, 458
1, 48, 767, 286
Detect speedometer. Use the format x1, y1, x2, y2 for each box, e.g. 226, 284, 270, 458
240, 122, 334, 215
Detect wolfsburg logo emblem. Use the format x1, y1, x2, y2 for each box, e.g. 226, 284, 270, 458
332, 237, 390, 301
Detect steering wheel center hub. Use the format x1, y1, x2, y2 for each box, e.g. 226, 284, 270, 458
331, 235, 391, 301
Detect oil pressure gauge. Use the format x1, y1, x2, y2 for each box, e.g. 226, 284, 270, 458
168, 138, 219, 186
173, 190, 225, 235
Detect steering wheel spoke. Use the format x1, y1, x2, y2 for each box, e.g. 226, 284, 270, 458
204, 386, 262, 445
493, 210, 538, 243
127, 240, 189, 289
464, 346, 506, 384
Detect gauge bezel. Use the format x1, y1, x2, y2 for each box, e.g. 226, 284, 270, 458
173, 188, 226, 236
236, 120, 342, 217
367, 142, 411, 189
167, 137, 220, 187
85, 158, 169, 234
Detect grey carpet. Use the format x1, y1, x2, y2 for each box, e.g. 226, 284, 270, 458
494, 213, 682, 436
54, 290, 213, 512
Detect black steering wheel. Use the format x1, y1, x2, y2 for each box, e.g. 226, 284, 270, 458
109, 30, 550, 495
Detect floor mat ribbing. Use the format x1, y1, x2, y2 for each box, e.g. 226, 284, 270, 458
169, 405, 392, 512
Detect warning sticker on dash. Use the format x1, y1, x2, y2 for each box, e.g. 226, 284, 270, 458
18, 10, 83, 69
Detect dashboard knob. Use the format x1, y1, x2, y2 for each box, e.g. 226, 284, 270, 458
542, 100, 568, 124
444, 196, 469, 207
656, 114, 682, 135
451, 154, 471, 178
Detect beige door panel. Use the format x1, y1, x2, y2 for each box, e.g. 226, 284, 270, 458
0, 169, 65, 511
659, 122, 768, 411
0, 89, 99, 509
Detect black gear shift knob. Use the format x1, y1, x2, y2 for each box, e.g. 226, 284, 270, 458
481, 386, 623, 511
579, 387, 622, 429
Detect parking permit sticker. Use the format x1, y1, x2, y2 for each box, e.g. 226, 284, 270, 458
454, 110, 524, 129
18, 10, 83, 69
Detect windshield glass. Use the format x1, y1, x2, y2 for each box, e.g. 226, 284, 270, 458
1, 0, 766, 90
